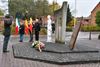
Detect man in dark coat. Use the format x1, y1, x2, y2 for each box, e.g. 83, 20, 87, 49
34, 19, 41, 41
19, 19, 25, 42
3, 14, 12, 53
51, 22, 55, 33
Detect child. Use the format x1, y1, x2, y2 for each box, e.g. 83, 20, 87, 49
32, 41, 45, 52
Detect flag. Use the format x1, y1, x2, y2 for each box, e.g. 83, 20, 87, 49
29, 18, 33, 33
24, 20, 29, 34
15, 18, 20, 34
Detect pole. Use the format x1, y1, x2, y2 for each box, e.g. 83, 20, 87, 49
89, 19, 91, 40
7, 0, 9, 14
74, 0, 76, 27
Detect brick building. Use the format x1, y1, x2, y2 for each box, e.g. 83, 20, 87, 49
91, 2, 100, 25
77, 2, 100, 26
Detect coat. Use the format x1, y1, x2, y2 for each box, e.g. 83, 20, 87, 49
3, 19, 12, 36
19, 24, 25, 34
34, 22, 41, 32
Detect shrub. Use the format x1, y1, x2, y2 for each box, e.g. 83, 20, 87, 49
39, 28, 47, 35
81, 25, 100, 31
66, 26, 72, 31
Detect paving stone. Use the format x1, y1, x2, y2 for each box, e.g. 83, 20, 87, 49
12, 42, 100, 64
43, 42, 99, 53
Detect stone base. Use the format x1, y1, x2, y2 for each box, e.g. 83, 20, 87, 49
12, 42, 100, 65
55, 40, 65, 44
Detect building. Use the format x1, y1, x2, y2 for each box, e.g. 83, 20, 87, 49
76, 16, 91, 26
91, 2, 100, 25
77, 2, 100, 26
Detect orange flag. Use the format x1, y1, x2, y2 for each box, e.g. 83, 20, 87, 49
29, 18, 33, 33
24, 20, 29, 34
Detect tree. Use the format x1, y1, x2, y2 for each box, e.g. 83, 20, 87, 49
49, 1, 60, 15
96, 11, 100, 39
42, 0, 51, 16
67, 5, 72, 25
0, 9, 4, 16
96, 11, 100, 26
34, 0, 50, 17
67, 17, 76, 27
9, 0, 51, 17
9, 0, 35, 17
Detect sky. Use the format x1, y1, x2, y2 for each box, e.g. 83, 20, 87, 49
0, 0, 100, 17
48, 0, 100, 17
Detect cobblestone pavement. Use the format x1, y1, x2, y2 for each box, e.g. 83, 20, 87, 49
0, 32, 100, 67
13, 42, 100, 65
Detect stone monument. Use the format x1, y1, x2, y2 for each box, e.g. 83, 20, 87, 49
54, 2, 67, 43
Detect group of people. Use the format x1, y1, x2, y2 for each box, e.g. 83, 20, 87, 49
2, 13, 55, 53
19, 17, 41, 42
2, 14, 41, 53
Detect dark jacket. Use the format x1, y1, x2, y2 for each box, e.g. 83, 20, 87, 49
19, 24, 25, 34
51, 23, 55, 31
34, 22, 41, 32
3, 19, 12, 36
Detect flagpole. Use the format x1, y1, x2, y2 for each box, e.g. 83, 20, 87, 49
8, 0, 9, 14
74, 0, 77, 28
53, 0, 55, 14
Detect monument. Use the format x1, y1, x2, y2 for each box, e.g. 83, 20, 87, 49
47, 15, 52, 42
12, 1, 100, 65
54, 2, 67, 43
69, 18, 82, 50
54, 1, 82, 49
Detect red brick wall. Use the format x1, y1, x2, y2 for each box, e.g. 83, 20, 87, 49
91, 3, 100, 25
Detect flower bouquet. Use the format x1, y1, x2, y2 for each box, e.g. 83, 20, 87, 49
32, 41, 45, 52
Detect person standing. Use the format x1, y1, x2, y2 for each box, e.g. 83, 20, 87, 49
3, 14, 12, 53
19, 18, 25, 42
51, 21, 55, 33
28, 18, 35, 42
34, 19, 41, 41
24, 11, 33, 42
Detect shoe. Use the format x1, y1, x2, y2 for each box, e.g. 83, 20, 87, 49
3, 50, 9, 53
19, 40, 23, 42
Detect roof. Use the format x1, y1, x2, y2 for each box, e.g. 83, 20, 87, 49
91, 2, 100, 13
